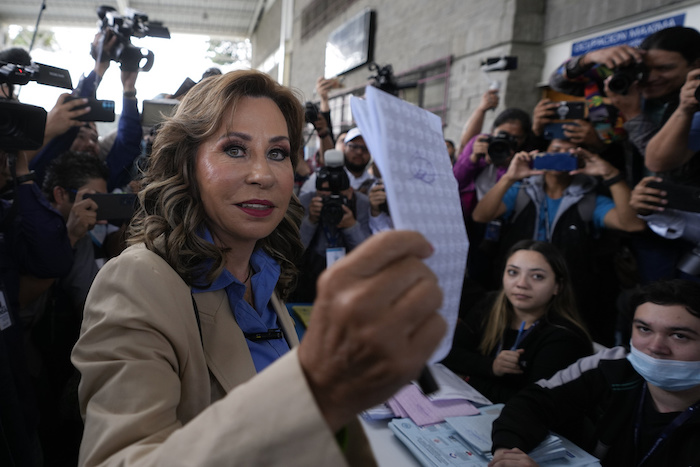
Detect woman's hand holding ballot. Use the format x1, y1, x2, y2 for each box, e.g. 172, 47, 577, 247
299, 230, 446, 432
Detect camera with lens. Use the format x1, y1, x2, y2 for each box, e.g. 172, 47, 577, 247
96, 5, 170, 72
483, 131, 518, 167
367, 62, 417, 97
1, 58, 72, 151
608, 64, 646, 95
304, 101, 320, 124
316, 149, 350, 227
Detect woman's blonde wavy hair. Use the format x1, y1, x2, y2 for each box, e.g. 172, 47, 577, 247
128, 70, 305, 300
479, 240, 591, 355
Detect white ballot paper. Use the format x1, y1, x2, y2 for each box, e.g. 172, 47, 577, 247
351, 86, 469, 362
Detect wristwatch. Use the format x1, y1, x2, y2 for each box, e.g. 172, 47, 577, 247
602, 173, 624, 187
14, 171, 36, 185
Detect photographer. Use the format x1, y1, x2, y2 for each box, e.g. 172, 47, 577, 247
453, 108, 531, 220
550, 27, 700, 184
472, 139, 645, 344
300, 128, 374, 196
29, 31, 143, 192
293, 162, 371, 302
0, 147, 74, 466
645, 67, 700, 181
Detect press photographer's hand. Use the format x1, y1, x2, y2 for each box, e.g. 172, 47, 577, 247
630, 176, 667, 215
308, 195, 323, 224
582, 45, 644, 70
44, 94, 92, 141
531, 99, 558, 136
678, 69, 700, 115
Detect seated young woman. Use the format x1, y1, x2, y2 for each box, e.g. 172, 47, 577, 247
442, 240, 593, 403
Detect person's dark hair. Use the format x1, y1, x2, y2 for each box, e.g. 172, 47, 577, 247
42, 151, 109, 203
492, 108, 532, 135
0, 47, 32, 99
480, 240, 590, 354
630, 279, 700, 319
640, 26, 700, 64
129, 70, 305, 299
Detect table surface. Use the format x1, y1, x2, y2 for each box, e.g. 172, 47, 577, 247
360, 417, 422, 466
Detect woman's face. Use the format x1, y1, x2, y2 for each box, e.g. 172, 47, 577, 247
195, 96, 294, 250
503, 250, 559, 316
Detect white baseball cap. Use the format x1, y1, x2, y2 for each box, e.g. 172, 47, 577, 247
344, 127, 362, 143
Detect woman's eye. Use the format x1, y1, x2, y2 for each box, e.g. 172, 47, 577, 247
268, 148, 289, 161
635, 325, 651, 334
532, 274, 544, 280
224, 145, 245, 158
507, 269, 517, 276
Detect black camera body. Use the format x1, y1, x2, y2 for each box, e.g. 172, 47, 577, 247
0, 101, 47, 151
316, 149, 351, 227
96, 5, 170, 72
484, 131, 518, 166
367, 62, 417, 96
608, 64, 646, 95
0, 61, 72, 90
304, 101, 320, 124
65, 96, 116, 122
1, 59, 72, 151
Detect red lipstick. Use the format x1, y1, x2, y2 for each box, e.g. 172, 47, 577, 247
235, 199, 275, 218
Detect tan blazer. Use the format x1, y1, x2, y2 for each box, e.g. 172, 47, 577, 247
73, 243, 375, 467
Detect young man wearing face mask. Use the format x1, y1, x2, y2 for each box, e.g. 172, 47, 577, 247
489, 279, 700, 467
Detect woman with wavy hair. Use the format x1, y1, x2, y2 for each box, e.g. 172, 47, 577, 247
442, 240, 592, 403
71, 70, 445, 466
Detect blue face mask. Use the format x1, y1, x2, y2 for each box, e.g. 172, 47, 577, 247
627, 342, 700, 392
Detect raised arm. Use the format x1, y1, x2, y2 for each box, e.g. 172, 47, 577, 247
472, 152, 540, 223
458, 89, 499, 153
645, 69, 700, 173
570, 148, 645, 232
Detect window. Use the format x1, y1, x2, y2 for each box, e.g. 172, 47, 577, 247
325, 56, 453, 136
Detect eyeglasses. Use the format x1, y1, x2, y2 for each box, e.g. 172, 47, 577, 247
346, 142, 368, 153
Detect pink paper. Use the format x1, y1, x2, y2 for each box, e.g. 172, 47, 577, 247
391, 384, 479, 426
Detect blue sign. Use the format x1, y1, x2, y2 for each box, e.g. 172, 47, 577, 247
572, 14, 686, 56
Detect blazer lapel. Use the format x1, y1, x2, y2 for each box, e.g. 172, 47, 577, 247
193, 291, 300, 393
193, 290, 256, 392
271, 294, 300, 347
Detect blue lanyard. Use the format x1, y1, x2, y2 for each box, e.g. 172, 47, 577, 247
497, 320, 538, 354
322, 225, 340, 248
541, 199, 552, 242
634, 382, 700, 466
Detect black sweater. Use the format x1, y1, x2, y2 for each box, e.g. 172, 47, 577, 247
441, 293, 592, 403
492, 347, 700, 467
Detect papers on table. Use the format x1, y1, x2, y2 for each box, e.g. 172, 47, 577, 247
363, 364, 490, 425
389, 384, 479, 426
429, 363, 492, 406
350, 87, 469, 363
389, 404, 601, 466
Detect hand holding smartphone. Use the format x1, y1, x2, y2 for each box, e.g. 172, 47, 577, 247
83, 193, 138, 221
